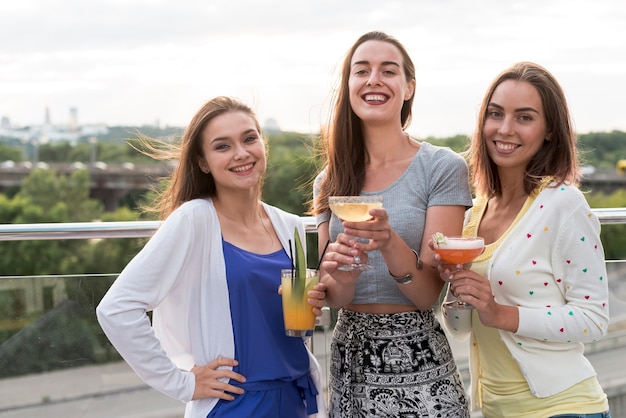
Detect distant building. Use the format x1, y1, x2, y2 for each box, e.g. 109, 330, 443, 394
69, 107, 79, 131
263, 118, 281, 132
0, 106, 109, 145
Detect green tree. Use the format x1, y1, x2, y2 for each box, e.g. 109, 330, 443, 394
38, 141, 73, 162
585, 190, 626, 260
263, 132, 319, 216
0, 169, 104, 275
81, 207, 148, 275
424, 134, 471, 153
0, 143, 22, 162
18, 169, 102, 221
0, 169, 145, 368
578, 130, 626, 169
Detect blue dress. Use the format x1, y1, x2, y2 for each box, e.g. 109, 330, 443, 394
207, 240, 318, 417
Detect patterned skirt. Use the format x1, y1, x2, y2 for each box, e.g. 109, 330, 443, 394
328, 308, 469, 418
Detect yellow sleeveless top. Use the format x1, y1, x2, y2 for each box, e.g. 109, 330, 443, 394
465, 195, 608, 417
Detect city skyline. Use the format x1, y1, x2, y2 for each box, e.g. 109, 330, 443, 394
1, 0, 625, 138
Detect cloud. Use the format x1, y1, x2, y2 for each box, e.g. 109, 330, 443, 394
0, 0, 625, 136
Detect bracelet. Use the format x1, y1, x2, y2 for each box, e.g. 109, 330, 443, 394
388, 249, 422, 284
412, 249, 423, 270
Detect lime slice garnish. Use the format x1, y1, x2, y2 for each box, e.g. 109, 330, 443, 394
432, 232, 448, 247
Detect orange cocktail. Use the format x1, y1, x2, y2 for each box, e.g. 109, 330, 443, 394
433, 236, 484, 265
433, 234, 485, 310
281, 269, 319, 336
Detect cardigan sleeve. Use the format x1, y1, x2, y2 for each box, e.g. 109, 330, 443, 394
516, 195, 609, 343
96, 208, 198, 402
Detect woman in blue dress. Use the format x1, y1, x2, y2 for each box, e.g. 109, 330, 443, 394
97, 96, 328, 417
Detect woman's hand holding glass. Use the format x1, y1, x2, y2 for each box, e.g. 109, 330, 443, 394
320, 205, 392, 308
321, 232, 370, 281
307, 282, 327, 317
430, 239, 476, 305
429, 239, 500, 325
443, 267, 506, 328
329, 196, 383, 271
430, 235, 484, 310
277, 279, 326, 316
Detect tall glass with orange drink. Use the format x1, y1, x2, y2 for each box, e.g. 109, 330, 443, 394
281, 268, 319, 336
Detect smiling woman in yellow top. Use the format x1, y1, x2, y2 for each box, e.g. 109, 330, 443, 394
438, 62, 611, 418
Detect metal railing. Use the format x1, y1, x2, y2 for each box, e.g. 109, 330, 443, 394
1, 209, 626, 417
0, 217, 316, 241
2, 207, 626, 241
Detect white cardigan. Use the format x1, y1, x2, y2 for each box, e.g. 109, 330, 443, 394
443, 184, 610, 406
96, 198, 327, 418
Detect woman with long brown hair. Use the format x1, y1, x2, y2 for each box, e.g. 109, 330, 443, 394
312, 31, 472, 417
438, 62, 611, 417
98, 96, 327, 417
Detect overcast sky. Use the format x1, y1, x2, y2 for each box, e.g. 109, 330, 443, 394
1, 0, 624, 138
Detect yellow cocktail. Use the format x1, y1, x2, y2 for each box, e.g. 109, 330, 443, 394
328, 195, 384, 271
328, 199, 384, 222
281, 269, 319, 336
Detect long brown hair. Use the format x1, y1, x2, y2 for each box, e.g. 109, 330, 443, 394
310, 31, 416, 215
468, 61, 580, 198
137, 96, 263, 219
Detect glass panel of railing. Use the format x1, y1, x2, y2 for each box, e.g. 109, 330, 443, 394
0, 273, 332, 417
1, 210, 626, 417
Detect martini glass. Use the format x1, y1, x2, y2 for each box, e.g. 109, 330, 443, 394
433, 235, 485, 310
329, 195, 383, 271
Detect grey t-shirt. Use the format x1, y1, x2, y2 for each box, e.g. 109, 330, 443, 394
314, 141, 473, 306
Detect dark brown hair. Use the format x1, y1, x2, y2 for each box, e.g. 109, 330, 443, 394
467, 61, 580, 198
310, 31, 416, 215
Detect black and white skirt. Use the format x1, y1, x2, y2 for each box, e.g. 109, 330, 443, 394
328, 309, 469, 418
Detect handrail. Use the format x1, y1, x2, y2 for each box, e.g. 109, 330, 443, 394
0, 216, 317, 241
590, 207, 626, 225
1, 208, 625, 241
0, 220, 162, 241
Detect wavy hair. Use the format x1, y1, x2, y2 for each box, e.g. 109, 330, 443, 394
310, 31, 416, 215
467, 61, 580, 198
137, 96, 263, 219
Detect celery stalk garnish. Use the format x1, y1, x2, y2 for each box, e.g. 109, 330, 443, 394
293, 227, 307, 300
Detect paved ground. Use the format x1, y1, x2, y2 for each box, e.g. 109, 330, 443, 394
1, 311, 624, 417
0, 330, 339, 418
0, 361, 184, 418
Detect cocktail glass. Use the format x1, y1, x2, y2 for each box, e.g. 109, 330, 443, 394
281, 268, 320, 336
433, 235, 484, 310
328, 195, 383, 271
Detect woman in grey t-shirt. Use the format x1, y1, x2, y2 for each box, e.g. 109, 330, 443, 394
311, 31, 472, 417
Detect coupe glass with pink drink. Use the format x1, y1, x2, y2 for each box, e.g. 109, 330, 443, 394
432, 233, 485, 310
